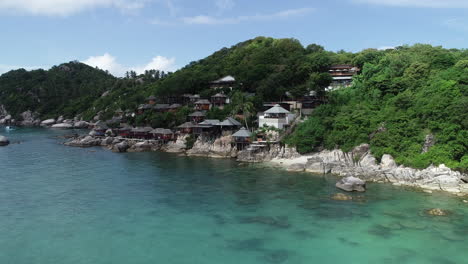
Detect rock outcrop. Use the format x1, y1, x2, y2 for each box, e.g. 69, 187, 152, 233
336, 176, 366, 192
187, 135, 237, 158
163, 134, 189, 153
237, 144, 301, 162
41, 119, 56, 126
51, 123, 73, 129
19, 111, 40, 126
296, 144, 468, 194
0, 135, 10, 146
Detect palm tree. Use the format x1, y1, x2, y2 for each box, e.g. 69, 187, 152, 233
230, 91, 255, 130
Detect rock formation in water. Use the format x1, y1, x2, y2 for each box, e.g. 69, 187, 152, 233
336, 176, 366, 192
0, 135, 9, 146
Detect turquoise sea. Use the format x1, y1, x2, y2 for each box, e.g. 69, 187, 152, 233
0, 128, 467, 264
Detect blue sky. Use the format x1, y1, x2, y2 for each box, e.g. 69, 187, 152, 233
0, 0, 467, 76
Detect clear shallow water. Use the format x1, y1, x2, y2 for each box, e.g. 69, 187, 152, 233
0, 128, 467, 264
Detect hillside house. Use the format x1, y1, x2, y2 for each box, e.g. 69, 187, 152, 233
328, 65, 360, 90
211, 93, 228, 108
258, 104, 295, 129
210, 75, 236, 91
194, 99, 211, 111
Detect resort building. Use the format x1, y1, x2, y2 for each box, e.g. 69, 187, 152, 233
194, 99, 211, 111
151, 128, 174, 141
154, 104, 170, 112
193, 120, 220, 136
328, 65, 360, 90
216, 117, 243, 133
177, 122, 196, 134
131, 127, 153, 139
168, 104, 182, 112
232, 127, 252, 150
117, 124, 132, 137
188, 111, 206, 123
210, 75, 236, 91
147, 96, 157, 105
211, 93, 228, 109
258, 104, 295, 129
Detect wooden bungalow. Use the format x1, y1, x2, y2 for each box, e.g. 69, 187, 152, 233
137, 104, 153, 115
177, 122, 196, 134
194, 99, 211, 111
193, 119, 220, 136
210, 75, 236, 91
211, 93, 228, 108
131, 127, 153, 139
216, 117, 242, 133
168, 104, 182, 112
147, 96, 157, 105
154, 104, 171, 112
188, 111, 206, 123
117, 124, 132, 137
151, 128, 174, 141
232, 127, 252, 150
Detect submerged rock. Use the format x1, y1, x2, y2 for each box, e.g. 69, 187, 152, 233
113, 141, 129, 153
331, 193, 353, 201
0, 135, 10, 146
336, 176, 366, 192
426, 208, 450, 216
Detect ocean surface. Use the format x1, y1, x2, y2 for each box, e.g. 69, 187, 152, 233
0, 128, 467, 264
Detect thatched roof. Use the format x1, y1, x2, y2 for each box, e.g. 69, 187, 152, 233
177, 122, 196, 129
211, 93, 227, 98
199, 119, 220, 125
154, 104, 170, 110
132, 127, 153, 133
265, 104, 290, 114
212, 75, 235, 83
169, 104, 182, 109
217, 117, 242, 127
194, 99, 211, 105
232, 127, 252, 138
151, 128, 173, 135
188, 111, 206, 117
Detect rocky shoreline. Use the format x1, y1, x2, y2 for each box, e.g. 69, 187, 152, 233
64, 133, 468, 196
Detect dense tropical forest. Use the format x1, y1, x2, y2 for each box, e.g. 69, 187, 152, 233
0, 37, 466, 171
287, 44, 468, 172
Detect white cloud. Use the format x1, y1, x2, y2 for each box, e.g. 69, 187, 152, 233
134, 56, 177, 73
83, 53, 126, 76
82, 53, 177, 76
182, 7, 314, 25
0, 0, 149, 16
353, 0, 468, 8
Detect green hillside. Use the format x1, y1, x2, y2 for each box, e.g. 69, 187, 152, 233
286, 44, 468, 171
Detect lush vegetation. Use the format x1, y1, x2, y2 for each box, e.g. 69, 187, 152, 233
287, 44, 468, 171
0, 62, 117, 118
1, 38, 466, 171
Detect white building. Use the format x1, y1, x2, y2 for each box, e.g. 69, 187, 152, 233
258, 104, 296, 129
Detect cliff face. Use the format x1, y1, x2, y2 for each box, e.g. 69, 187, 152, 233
186, 135, 237, 158
237, 144, 301, 162
282, 144, 467, 194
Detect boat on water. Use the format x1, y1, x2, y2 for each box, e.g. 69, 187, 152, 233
5, 126, 16, 131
